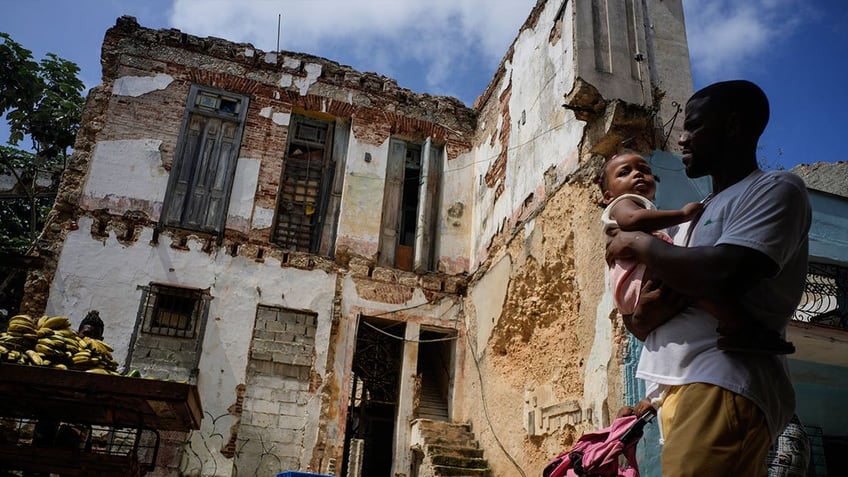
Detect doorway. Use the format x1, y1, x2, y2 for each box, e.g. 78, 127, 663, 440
342, 317, 405, 477
415, 329, 454, 421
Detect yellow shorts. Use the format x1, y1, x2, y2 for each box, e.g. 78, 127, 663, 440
660, 382, 771, 476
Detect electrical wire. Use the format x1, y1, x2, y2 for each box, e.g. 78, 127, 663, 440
359, 319, 459, 343
463, 326, 528, 477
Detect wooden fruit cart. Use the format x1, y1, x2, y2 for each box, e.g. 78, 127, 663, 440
0, 363, 202, 476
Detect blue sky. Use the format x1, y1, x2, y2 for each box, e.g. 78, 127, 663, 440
1, 0, 846, 170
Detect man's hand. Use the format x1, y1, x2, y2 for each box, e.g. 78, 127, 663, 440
605, 229, 652, 265
623, 279, 692, 340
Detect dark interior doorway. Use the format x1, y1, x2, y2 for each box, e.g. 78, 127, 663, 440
415, 329, 454, 421
342, 317, 405, 477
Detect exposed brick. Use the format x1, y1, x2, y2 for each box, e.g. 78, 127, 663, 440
419, 274, 443, 291
371, 267, 399, 283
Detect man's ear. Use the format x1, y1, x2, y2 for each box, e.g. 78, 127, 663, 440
725, 111, 741, 139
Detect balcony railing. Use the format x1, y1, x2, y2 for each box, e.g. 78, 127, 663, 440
792, 262, 848, 330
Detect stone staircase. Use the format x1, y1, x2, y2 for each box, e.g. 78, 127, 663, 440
410, 419, 492, 477
417, 375, 449, 421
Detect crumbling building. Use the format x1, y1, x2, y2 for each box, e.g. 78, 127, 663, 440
20, 1, 701, 475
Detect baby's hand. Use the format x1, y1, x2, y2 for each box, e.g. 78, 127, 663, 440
681, 201, 704, 220
634, 399, 656, 417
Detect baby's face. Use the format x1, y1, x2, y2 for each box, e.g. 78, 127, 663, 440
603, 154, 657, 203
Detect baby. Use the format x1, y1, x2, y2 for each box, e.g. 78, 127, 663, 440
599, 153, 794, 354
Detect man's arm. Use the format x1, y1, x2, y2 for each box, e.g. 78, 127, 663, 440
622, 279, 692, 340
607, 230, 777, 301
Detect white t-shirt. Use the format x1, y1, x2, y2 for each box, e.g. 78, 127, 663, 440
637, 169, 811, 439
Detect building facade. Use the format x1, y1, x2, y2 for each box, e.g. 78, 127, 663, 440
19, 1, 703, 476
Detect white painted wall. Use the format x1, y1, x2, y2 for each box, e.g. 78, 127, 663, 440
438, 147, 475, 274
112, 73, 174, 97
80, 139, 168, 217
471, 0, 583, 268
45, 217, 337, 475
335, 136, 389, 257
225, 157, 261, 233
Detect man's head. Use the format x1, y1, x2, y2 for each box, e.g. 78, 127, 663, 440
78, 310, 104, 340
679, 80, 769, 178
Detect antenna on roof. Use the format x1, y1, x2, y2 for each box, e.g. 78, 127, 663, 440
276, 14, 281, 51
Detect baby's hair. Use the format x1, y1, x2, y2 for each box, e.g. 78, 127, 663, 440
594, 154, 617, 208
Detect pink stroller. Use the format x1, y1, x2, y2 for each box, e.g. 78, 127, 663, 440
543, 409, 656, 477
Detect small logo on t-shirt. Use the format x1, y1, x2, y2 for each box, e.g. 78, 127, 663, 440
702, 217, 722, 226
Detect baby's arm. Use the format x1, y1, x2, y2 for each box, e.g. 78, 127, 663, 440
610, 199, 703, 232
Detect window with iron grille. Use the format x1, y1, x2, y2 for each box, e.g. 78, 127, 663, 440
272, 115, 336, 253
793, 261, 848, 329
140, 284, 209, 338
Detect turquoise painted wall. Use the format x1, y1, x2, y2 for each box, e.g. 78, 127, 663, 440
789, 359, 848, 435
808, 189, 848, 263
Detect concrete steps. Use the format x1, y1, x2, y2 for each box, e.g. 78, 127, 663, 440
411, 419, 492, 477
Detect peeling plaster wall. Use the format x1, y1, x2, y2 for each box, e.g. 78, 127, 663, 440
23, 1, 697, 475
334, 137, 390, 258
44, 217, 336, 474
456, 1, 692, 476
438, 147, 475, 275
471, 0, 582, 268
25, 14, 477, 476
80, 139, 168, 217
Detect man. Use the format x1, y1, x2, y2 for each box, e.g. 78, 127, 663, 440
77, 310, 104, 340
606, 80, 811, 476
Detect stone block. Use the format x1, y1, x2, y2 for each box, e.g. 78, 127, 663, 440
286, 323, 307, 336
278, 414, 307, 431
156, 338, 183, 350
278, 400, 305, 417
250, 350, 272, 362
244, 385, 274, 401
245, 411, 278, 428
244, 398, 278, 415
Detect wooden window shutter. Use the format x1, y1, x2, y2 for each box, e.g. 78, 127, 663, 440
414, 138, 442, 272
379, 139, 406, 267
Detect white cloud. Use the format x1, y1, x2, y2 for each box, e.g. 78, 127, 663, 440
683, 0, 810, 81
169, 0, 535, 97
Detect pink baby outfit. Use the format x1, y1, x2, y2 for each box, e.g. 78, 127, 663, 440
601, 194, 674, 315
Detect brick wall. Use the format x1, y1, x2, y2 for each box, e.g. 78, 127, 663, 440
234, 305, 318, 475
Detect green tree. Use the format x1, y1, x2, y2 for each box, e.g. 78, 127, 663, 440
0, 32, 84, 253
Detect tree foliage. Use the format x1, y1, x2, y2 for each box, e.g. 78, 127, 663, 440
0, 32, 85, 253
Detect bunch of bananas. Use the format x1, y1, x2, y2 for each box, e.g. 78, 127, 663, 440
0, 314, 121, 375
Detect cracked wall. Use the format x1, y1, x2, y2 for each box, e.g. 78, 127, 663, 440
455, 1, 693, 475
24, 14, 476, 477
20, 1, 696, 475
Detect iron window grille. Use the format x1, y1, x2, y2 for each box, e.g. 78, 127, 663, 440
272, 115, 335, 253
793, 262, 848, 330
140, 284, 210, 338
